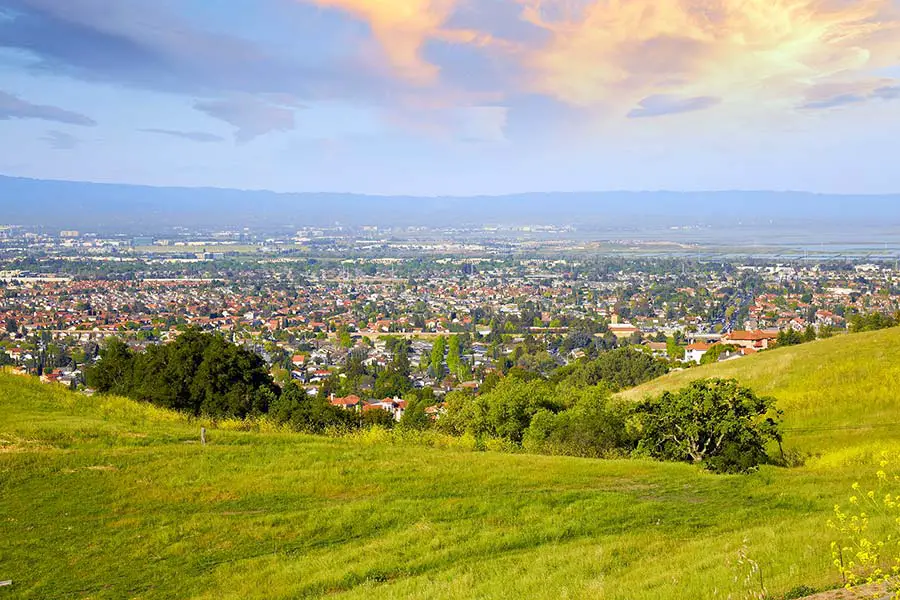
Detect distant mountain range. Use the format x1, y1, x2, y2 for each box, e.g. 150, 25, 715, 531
2, 175, 899, 236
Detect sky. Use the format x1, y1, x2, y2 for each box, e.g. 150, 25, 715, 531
0, 0, 899, 196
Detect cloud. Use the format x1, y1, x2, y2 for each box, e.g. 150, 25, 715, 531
0, 0, 382, 99
516, 0, 900, 114
41, 129, 79, 149
306, 0, 488, 84
800, 94, 868, 110
800, 79, 900, 110
297, 0, 900, 124
194, 96, 298, 143
141, 128, 225, 143
0, 90, 96, 125
4, 0, 900, 142
874, 86, 900, 100
628, 95, 720, 119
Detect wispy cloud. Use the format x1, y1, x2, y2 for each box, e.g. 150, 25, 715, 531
141, 128, 225, 143
194, 96, 298, 143
0, 90, 96, 125
874, 86, 900, 100
41, 130, 80, 149
800, 79, 900, 110
628, 95, 720, 119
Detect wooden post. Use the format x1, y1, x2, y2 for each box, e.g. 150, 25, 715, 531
200, 427, 206, 446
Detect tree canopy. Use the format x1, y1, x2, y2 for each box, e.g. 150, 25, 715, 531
87, 329, 278, 418
636, 379, 783, 473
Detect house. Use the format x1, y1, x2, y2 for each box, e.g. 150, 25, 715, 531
644, 341, 668, 358
330, 394, 363, 411
723, 330, 778, 350
608, 323, 640, 339
364, 397, 407, 421
685, 342, 712, 364
424, 403, 446, 420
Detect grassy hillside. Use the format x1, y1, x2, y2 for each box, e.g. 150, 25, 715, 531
4, 329, 900, 599
621, 327, 900, 459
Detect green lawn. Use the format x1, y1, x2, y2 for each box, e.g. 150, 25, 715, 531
5, 330, 900, 598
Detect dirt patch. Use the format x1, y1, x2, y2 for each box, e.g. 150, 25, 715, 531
0, 437, 54, 453
801, 584, 888, 600
85, 465, 118, 472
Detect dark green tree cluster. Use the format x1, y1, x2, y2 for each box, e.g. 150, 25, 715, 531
439, 375, 781, 473
374, 338, 414, 399
849, 312, 898, 333
86, 329, 279, 418
555, 347, 669, 390
776, 326, 818, 347
268, 382, 359, 432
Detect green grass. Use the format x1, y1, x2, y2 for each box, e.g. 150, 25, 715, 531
6, 331, 900, 598
621, 328, 900, 459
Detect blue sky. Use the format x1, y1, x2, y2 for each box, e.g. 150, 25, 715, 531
1, 0, 899, 195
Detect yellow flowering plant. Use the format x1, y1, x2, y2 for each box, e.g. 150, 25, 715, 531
827, 452, 900, 598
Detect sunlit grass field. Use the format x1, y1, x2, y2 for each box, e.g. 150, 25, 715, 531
5, 328, 900, 599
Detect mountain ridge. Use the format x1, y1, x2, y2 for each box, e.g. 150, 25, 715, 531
3, 173, 900, 231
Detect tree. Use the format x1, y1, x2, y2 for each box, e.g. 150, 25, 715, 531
523, 386, 632, 458
5, 317, 17, 335
337, 325, 353, 349
777, 329, 803, 347
565, 347, 668, 391
86, 329, 279, 419
361, 407, 395, 428
86, 338, 134, 394
636, 379, 783, 473
447, 335, 463, 379
849, 312, 897, 333
699, 344, 735, 365
271, 383, 354, 433
803, 325, 817, 343
430, 336, 446, 377
666, 336, 686, 361
441, 378, 563, 443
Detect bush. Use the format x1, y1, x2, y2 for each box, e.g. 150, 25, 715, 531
523, 387, 633, 458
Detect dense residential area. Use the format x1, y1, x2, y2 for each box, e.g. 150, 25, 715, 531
3, 227, 899, 407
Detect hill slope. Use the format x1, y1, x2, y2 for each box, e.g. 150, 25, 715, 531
620, 327, 900, 459
4, 329, 900, 599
